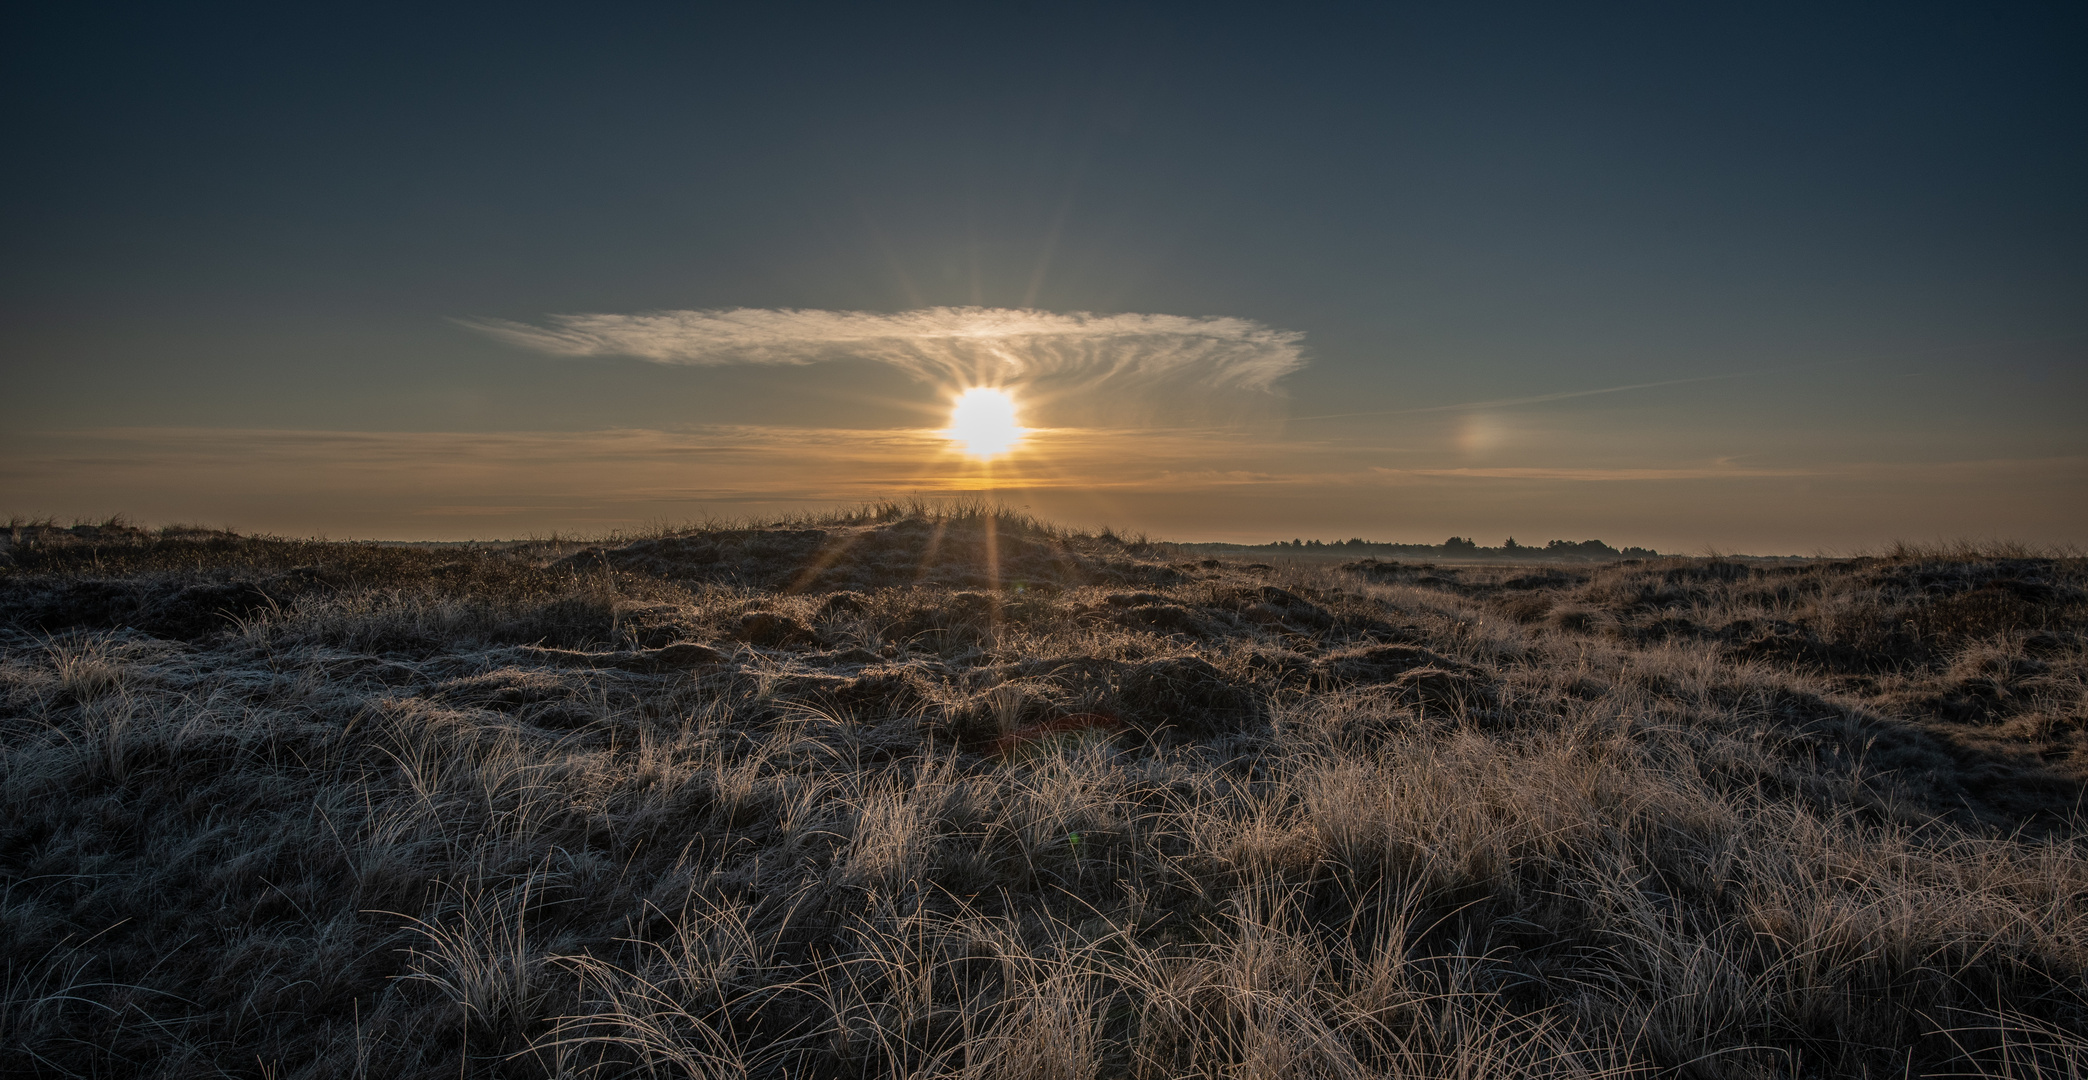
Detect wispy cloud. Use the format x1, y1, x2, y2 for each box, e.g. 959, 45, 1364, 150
1390, 464, 1817, 481
1286, 374, 1749, 422
458, 306, 1307, 393
7, 426, 2083, 546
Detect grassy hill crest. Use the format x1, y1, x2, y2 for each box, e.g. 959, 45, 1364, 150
4, 507, 2084, 1077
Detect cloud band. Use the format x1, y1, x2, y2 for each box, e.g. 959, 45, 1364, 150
459, 306, 1307, 393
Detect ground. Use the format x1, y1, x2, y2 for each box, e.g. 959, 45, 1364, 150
2, 508, 2084, 1078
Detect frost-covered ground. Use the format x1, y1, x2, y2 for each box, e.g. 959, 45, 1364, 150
3, 509, 2084, 1078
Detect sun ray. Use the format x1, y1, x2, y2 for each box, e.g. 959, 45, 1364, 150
783, 528, 864, 594
917, 516, 948, 584
984, 508, 999, 599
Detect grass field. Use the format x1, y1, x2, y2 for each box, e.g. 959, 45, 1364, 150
3, 507, 2084, 1078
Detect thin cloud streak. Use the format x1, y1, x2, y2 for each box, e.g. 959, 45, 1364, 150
17, 425, 2062, 497
1286, 335, 2088, 424
1287, 373, 1749, 422
460, 306, 1308, 393
1389, 464, 1816, 481
7, 426, 2081, 547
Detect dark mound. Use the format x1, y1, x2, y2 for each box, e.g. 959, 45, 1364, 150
551, 517, 1185, 592
0, 574, 285, 640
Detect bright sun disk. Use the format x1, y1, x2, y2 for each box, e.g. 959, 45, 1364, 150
945, 387, 1025, 459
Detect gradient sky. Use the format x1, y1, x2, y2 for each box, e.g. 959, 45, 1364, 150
4, 2, 2084, 551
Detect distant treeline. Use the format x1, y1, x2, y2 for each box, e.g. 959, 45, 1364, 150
1179, 536, 1660, 561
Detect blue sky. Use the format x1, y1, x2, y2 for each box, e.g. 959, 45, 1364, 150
4, 2, 2083, 549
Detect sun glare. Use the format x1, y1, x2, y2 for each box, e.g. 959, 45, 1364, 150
945, 387, 1026, 459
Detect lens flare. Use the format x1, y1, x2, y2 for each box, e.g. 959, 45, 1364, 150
945, 387, 1026, 459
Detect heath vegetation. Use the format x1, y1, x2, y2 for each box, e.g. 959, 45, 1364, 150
2, 507, 2084, 1078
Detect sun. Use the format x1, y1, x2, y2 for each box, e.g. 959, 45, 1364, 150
944, 387, 1026, 459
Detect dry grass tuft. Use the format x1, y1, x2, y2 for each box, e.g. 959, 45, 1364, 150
2, 508, 2083, 1076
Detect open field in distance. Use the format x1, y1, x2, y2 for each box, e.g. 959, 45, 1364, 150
3, 507, 2085, 1078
